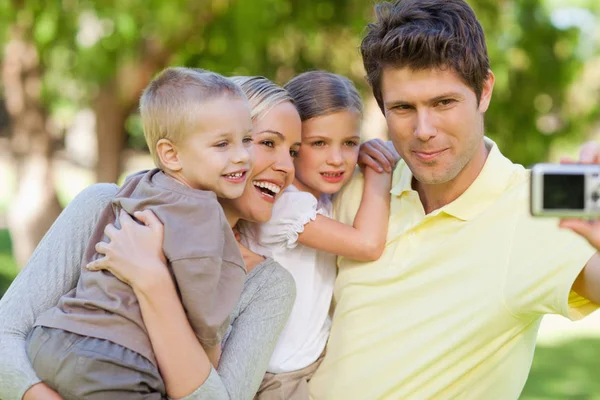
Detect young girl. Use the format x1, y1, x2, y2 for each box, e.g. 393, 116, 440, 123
240, 71, 395, 400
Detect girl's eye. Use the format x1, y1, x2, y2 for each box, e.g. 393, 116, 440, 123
312, 141, 325, 147
290, 149, 299, 158
215, 141, 228, 148
243, 136, 253, 145
260, 140, 275, 148
344, 141, 359, 147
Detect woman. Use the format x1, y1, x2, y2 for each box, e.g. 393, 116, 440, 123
0, 76, 303, 400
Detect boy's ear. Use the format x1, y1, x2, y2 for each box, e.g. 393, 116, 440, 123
156, 139, 183, 172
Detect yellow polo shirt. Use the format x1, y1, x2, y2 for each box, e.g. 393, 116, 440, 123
309, 140, 597, 400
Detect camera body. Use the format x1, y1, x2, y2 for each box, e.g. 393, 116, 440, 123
530, 163, 600, 218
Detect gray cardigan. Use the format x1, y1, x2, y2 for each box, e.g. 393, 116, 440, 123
0, 183, 295, 400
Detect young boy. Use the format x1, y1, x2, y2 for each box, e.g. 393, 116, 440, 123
25, 67, 253, 399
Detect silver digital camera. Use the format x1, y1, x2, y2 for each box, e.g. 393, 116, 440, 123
530, 163, 600, 218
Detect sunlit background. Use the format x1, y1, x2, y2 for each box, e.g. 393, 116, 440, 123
1, 1, 600, 398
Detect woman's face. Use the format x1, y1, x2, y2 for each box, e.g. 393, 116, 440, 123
220, 101, 302, 223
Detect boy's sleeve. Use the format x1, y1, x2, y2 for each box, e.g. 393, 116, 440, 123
158, 200, 246, 347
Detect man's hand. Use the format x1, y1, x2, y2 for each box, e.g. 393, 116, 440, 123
559, 141, 600, 250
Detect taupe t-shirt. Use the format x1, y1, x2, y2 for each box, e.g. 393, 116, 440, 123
35, 169, 246, 365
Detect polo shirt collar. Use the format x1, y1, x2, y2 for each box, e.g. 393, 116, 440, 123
390, 137, 516, 221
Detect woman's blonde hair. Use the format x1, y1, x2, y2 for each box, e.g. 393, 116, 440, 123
140, 67, 245, 168
230, 76, 294, 122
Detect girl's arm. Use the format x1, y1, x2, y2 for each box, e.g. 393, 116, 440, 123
88, 211, 295, 400
297, 167, 392, 261
0, 183, 118, 400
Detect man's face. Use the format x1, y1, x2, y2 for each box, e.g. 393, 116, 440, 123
380, 67, 494, 186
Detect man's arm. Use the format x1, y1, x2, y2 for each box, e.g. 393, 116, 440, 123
561, 141, 600, 304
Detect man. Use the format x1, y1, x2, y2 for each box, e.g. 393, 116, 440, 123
309, 1, 600, 399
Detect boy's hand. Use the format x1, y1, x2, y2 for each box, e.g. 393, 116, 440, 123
23, 383, 63, 400
559, 141, 600, 250
358, 139, 400, 173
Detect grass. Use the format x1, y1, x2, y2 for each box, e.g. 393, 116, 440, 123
0, 229, 18, 298
521, 338, 600, 399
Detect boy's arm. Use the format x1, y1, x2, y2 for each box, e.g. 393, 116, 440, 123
297, 167, 392, 261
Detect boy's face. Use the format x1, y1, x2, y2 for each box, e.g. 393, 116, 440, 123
380, 66, 494, 188
176, 96, 254, 199
293, 110, 361, 197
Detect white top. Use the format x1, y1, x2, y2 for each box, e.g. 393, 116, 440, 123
240, 185, 336, 373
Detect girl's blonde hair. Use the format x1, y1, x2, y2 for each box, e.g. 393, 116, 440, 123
284, 71, 363, 122
230, 76, 294, 122
140, 67, 245, 168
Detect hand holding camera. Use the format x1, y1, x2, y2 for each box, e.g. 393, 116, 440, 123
531, 141, 600, 250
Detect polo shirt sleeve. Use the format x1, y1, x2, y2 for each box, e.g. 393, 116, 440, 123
503, 212, 598, 320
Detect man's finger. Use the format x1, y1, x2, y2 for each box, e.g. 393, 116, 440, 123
559, 219, 594, 239
579, 141, 600, 164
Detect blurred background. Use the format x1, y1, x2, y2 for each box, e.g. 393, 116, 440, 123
1, 0, 600, 397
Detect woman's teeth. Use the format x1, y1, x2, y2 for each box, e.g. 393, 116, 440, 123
253, 181, 281, 197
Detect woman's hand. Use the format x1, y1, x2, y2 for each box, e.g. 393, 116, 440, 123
358, 138, 400, 173
22, 382, 63, 400
86, 210, 170, 292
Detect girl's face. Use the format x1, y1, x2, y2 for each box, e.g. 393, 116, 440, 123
220, 101, 302, 223
293, 110, 361, 197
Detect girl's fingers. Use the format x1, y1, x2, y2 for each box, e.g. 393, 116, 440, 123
358, 153, 383, 173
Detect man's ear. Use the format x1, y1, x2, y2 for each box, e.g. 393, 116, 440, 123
478, 69, 495, 113
156, 139, 182, 172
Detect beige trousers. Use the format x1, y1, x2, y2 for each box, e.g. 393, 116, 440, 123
254, 353, 325, 400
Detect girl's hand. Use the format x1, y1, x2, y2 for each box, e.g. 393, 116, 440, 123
358, 139, 400, 173
86, 210, 170, 291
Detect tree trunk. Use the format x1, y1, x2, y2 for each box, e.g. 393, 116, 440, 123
2, 27, 62, 267
94, 83, 127, 183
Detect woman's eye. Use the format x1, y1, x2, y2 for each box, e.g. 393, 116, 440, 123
260, 140, 275, 148
312, 141, 325, 147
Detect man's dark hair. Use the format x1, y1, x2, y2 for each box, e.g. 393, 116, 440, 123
361, 0, 490, 111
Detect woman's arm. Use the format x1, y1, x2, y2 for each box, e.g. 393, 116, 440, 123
297, 167, 392, 261
89, 211, 295, 400
0, 183, 118, 400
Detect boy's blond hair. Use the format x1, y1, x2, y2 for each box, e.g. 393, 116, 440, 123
140, 67, 246, 168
